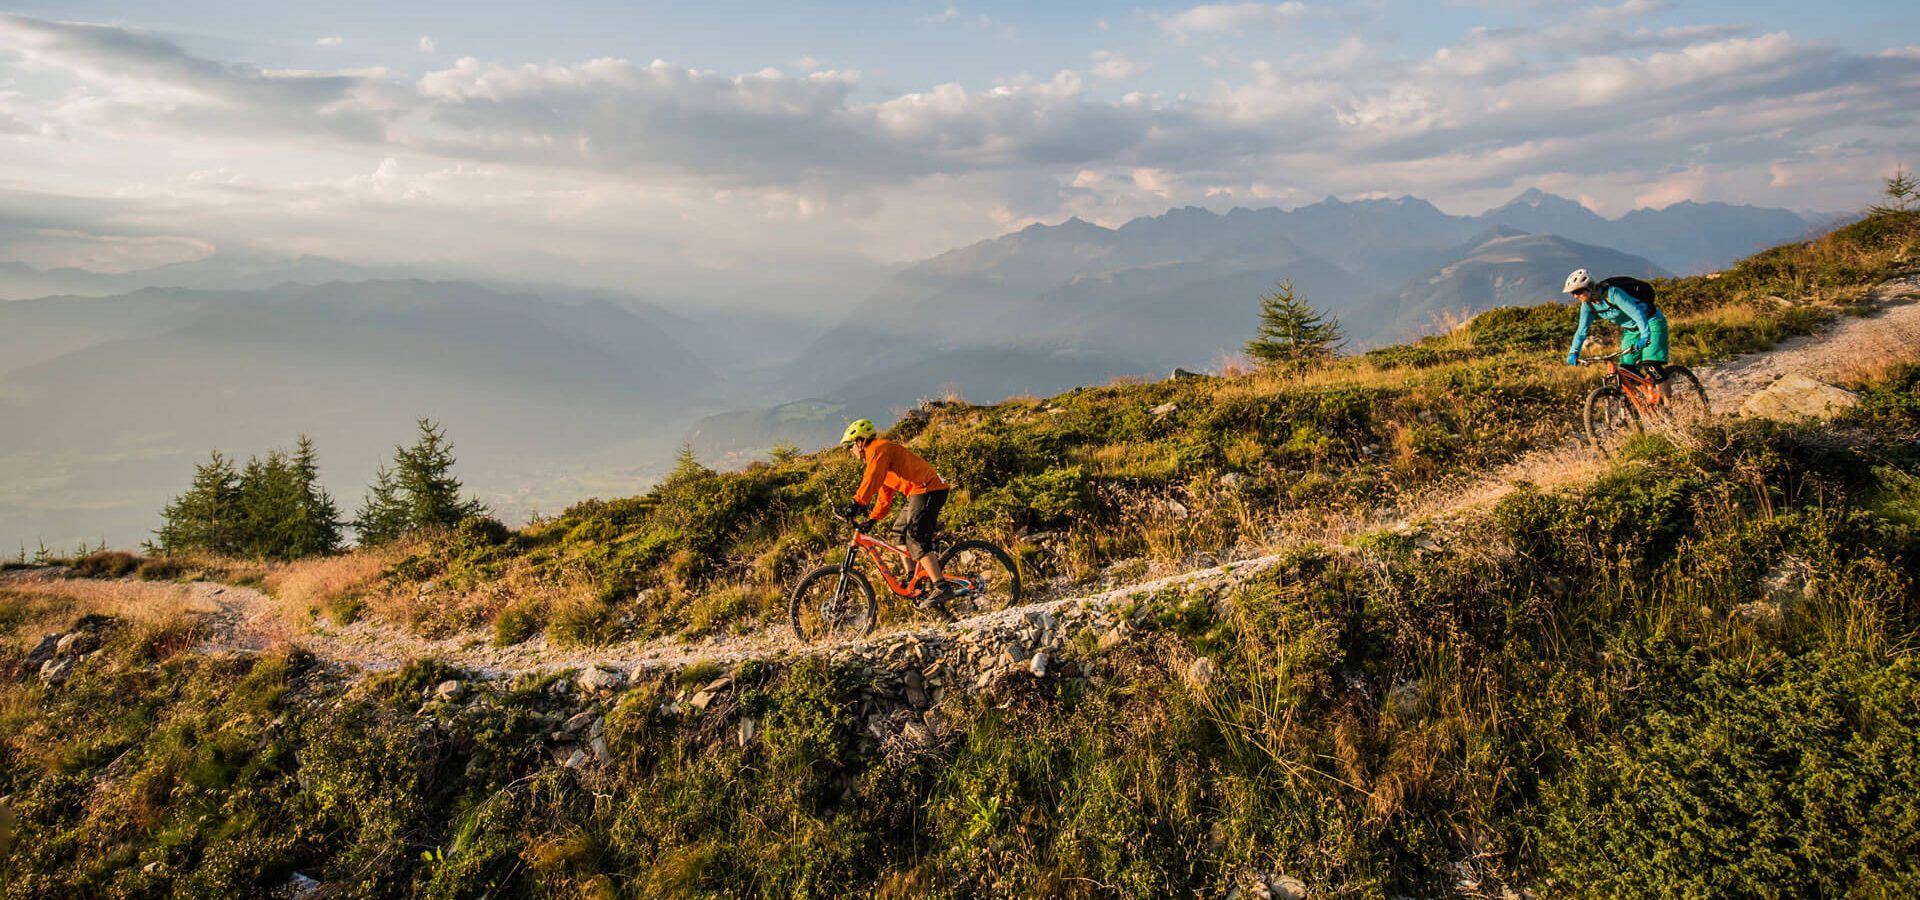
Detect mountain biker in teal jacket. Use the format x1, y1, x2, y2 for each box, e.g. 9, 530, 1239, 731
1563, 268, 1668, 379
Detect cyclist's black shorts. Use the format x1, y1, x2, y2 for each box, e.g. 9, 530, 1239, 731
892, 488, 948, 558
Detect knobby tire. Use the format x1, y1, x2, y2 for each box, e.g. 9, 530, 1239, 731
938, 539, 1022, 616
789, 564, 877, 643
1584, 385, 1640, 455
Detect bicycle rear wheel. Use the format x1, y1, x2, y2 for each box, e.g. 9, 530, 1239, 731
789, 565, 877, 643
1660, 366, 1712, 428
1584, 385, 1641, 455
939, 540, 1022, 616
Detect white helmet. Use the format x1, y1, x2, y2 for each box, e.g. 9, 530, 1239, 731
1563, 268, 1593, 294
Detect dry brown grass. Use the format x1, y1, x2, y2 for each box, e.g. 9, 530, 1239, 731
0, 572, 219, 655
1, 574, 210, 635
263, 547, 401, 625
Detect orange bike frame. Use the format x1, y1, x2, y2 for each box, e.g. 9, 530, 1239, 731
1603, 360, 1668, 414
846, 529, 928, 598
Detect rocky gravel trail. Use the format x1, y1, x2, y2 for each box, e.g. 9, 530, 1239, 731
11, 278, 1917, 684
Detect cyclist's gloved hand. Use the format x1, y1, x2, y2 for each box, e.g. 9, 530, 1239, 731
1631, 339, 1649, 352
840, 502, 869, 522
1566, 353, 1580, 366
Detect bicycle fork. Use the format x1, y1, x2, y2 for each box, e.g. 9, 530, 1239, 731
824, 545, 858, 623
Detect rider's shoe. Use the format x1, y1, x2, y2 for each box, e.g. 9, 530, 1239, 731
920, 583, 959, 622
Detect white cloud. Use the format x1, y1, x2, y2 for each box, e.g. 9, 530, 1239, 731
417, 35, 436, 53
1090, 51, 1149, 81
1163, 3, 1312, 37
2, 11, 1917, 269
1, 227, 213, 271
315, 35, 344, 48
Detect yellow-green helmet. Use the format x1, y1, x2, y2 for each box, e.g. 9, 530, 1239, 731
840, 419, 877, 444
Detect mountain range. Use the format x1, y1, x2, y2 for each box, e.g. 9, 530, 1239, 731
704, 191, 1813, 457
0, 189, 1831, 547
0, 280, 714, 552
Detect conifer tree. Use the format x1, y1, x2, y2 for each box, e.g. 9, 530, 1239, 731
1246, 280, 1343, 369
153, 452, 242, 555
155, 439, 343, 560
1874, 164, 1916, 214
395, 419, 485, 529
288, 436, 343, 559
237, 451, 297, 559
353, 464, 410, 546
353, 419, 485, 545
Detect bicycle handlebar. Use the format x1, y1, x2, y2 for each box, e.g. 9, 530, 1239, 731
1577, 350, 1628, 364
839, 513, 872, 532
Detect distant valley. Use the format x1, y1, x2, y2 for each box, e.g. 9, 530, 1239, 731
1, 190, 1830, 549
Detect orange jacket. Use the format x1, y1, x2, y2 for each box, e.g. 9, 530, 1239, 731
853, 439, 951, 520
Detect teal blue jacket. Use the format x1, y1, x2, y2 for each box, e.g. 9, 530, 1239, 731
1567, 286, 1656, 365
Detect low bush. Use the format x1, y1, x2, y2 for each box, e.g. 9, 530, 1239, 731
71, 550, 142, 579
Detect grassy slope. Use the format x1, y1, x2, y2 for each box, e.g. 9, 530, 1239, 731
345, 212, 1916, 647
2, 212, 1918, 898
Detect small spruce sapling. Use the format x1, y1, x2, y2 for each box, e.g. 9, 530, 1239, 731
1874, 164, 1916, 214
1246, 280, 1344, 369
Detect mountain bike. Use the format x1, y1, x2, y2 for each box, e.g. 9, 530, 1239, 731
1579, 350, 1711, 453
788, 514, 1022, 643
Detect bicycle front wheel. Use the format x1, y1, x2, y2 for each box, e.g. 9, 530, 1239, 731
789, 564, 877, 643
939, 540, 1023, 616
1660, 366, 1712, 428
1584, 385, 1641, 455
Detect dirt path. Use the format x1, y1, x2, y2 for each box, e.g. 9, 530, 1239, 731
1412, 277, 1920, 515
11, 278, 1917, 679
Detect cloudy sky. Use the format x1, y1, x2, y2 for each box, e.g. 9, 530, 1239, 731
0, 0, 1914, 303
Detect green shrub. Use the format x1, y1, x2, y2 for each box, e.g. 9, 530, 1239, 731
71, 550, 142, 578
1469, 303, 1568, 351
1538, 652, 1920, 896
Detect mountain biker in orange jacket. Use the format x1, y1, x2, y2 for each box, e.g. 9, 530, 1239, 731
839, 419, 956, 606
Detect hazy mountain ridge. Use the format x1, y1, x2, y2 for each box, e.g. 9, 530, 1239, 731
0, 280, 718, 551
0, 190, 1827, 547
710, 190, 1790, 458
1354, 229, 1670, 346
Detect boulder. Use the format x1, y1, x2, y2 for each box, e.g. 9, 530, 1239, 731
1740, 374, 1859, 421
1186, 656, 1216, 688
55, 632, 97, 656
1029, 651, 1050, 678
1736, 556, 1814, 625
286, 872, 322, 899
1388, 679, 1423, 717
577, 666, 626, 694
23, 634, 60, 669
38, 657, 75, 685
902, 721, 932, 745
1267, 874, 1307, 900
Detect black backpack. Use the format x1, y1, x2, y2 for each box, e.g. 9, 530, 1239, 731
1596, 275, 1657, 309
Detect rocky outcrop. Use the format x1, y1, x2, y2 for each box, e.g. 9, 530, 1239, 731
1739, 374, 1859, 421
